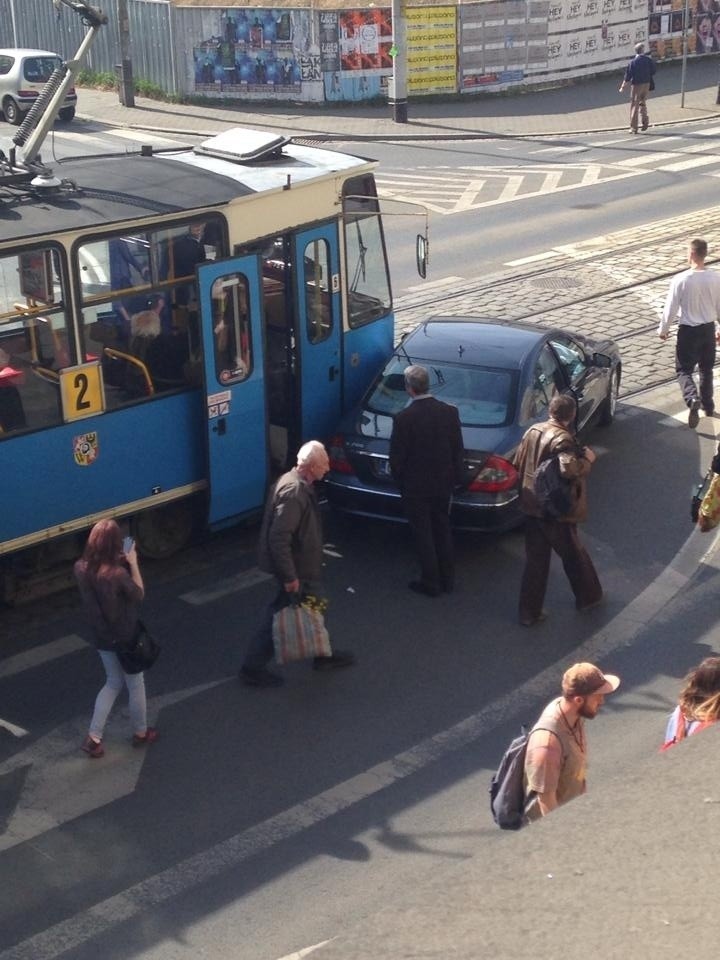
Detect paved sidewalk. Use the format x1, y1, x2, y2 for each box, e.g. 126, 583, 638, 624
76, 56, 720, 141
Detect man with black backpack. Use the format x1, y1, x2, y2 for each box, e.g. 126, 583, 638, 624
524, 662, 620, 822
490, 662, 620, 828
512, 394, 602, 626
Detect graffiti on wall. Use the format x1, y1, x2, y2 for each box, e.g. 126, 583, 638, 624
192, 9, 315, 97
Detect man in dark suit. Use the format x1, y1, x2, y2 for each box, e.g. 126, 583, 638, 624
389, 365, 465, 597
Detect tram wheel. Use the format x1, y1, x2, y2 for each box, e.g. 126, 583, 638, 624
134, 500, 195, 560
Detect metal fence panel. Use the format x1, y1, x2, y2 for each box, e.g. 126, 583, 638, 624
0, 0, 176, 95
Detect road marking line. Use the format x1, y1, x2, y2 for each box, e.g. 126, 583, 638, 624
404, 276, 464, 292
180, 568, 272, 605
659, 154, 720, 172
529, 145, 588, 155
0, 718, 28, 738
505, 250, 557, 265
276, 942, 334, 960
0, 634, 86, 679
106, 128, 186, 147
3, 520, 717, 960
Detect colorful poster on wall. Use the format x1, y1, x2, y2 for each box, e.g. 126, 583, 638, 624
192, 8, 311, 97
648, 0, 719, 60
338, 8, 393, 71
322, 7, 392, 101
406, 6, 457, 94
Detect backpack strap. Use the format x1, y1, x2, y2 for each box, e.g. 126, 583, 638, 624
535, 425, 576, 464
527, 724, 564, 758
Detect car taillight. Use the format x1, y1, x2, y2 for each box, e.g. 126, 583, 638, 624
18, 90, 39, 98
327, 434, 354, 475
69, 86, 76, 95
467, 455, 518, 493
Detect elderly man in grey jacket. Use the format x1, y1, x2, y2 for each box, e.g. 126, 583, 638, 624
239, 440, 355, 687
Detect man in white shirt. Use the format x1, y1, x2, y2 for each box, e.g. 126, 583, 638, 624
659, 238, 720, 428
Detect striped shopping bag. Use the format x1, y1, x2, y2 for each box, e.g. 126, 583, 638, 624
272, 599, 332, 664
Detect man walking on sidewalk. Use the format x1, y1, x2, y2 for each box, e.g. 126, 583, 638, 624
659, 238, 720, 428
619, 42, 656, 133
523, 662, 620, 822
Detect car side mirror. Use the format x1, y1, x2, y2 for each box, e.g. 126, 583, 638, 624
416, 233, 428, 279
593, 352, 612, 368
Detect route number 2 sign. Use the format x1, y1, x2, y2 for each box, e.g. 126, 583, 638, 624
60, 361, 105, 422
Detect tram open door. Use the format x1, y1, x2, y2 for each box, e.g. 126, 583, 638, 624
198, 224, 344, 526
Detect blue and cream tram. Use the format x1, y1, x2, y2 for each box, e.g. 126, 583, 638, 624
0, 125, 395, 588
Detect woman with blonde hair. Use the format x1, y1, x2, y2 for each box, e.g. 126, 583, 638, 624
74, 519, 158, 758
663, 656, 720, 748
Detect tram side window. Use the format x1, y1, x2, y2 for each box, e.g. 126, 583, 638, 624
211, 274, 252, 384
304, 239, 331, 344
342, 174, 392, 329
77, 216, 225, 407
0, 247, 67, 437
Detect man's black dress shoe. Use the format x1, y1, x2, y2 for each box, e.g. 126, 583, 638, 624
408, 580, 441, 597
313, 650, 356, 670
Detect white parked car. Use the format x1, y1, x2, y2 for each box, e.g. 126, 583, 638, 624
0, 48, 77, 125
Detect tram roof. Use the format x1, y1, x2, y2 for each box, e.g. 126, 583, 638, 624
0, 133, 374, 244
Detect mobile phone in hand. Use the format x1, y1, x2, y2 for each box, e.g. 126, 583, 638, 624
122, 536, 135, 555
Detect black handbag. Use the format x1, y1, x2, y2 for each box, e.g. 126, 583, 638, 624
115, 619, 161, 674
691, 469, 713, 523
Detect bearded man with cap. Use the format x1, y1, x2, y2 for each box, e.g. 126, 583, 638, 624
523, 662, 620, 822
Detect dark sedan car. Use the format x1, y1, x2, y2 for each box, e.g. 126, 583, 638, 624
324, 316, 621, 531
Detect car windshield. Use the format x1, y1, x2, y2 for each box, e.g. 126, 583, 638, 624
366, 356, 514, 427
23, 57, 60, 83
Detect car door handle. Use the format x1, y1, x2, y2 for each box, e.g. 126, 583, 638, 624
329, 365, 339, 382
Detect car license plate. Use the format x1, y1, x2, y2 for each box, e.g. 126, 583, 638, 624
372, 458, 391, 479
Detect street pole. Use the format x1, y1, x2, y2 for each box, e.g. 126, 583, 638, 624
389, 0, 408, 123
680, 0, 690, 108
9, 0, 18, 47
116, 0, 135, 108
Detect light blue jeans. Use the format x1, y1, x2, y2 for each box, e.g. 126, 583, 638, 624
89, 649, 147, 740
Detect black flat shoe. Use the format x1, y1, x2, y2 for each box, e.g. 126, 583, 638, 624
239, 666, 284, 687
313, 650, 356, 670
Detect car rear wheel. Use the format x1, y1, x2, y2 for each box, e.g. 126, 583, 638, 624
58, 106, 75, 122
3, 97, 22, 125
599, 369, 620, 426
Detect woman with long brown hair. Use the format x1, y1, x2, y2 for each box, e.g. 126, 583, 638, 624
664, 656, 720, 748
74, 519, 158, 758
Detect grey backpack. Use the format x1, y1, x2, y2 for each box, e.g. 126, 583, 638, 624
489, 726, 532, 830
489, 725, 557, 829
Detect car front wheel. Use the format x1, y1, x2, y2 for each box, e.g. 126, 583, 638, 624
3, 97, 22, 125
599, 369, 620, 426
